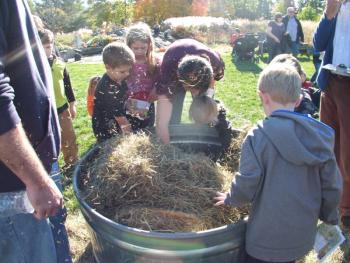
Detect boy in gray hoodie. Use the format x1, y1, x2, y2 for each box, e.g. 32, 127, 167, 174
215, 63, 342, 263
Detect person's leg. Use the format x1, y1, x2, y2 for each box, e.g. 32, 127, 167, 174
291, 41, 299, 57
169, 88, 186, 124
58, 109, 78, 166
320, 76, 350, 223
327, 77, 350, 221
49, 162, 72, 263
0, 213, 57, 263
267, 42, 275, 63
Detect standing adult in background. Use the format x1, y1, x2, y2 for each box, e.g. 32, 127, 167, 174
313, 0, 350, 229
266, 13, 285, 63
0, 0, 64, 263
155, 38, 225, 144
283, 7, 304, 57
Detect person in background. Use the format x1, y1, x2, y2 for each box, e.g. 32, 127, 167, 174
38, 28, 73, 263
230, 28, 243, 56
266, 13, 285, 63
314, 0, 350, 229
92, 42, 135, 142
86, 76, 101, 117
156, 38, 225, 144
39, 29, 78, 167
0, 1, 64, 262
125, 22, 160, 130
215, 63, 342, 263
270, 54, 319, 117
283, 6, 304, 57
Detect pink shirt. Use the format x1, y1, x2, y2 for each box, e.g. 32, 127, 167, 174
126, 60, 160, 101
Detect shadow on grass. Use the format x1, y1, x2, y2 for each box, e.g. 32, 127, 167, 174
232, 57, 263, 74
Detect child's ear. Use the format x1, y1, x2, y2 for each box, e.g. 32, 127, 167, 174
258, 90, 269, 105
294, 94, 303, 108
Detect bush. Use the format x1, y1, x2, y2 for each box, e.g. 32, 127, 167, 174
300, 20, 319, 44
84, 35, 120, 48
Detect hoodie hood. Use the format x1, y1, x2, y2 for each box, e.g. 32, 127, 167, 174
258, 110, 335, 166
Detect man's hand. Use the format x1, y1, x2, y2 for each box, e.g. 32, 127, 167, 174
26, 177, 63, 220
326, 0, 342, 20
214, 192, 227, 206
69, 102, 77, 119
0, 125, 63, 220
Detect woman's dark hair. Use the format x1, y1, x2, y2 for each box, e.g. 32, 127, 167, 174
177, 55, 213, 94
274, 13, 283, 21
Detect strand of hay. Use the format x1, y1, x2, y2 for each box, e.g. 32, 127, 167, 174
82, 132, 248, 232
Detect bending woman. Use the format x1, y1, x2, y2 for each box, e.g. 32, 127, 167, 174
156, 39, 225, 144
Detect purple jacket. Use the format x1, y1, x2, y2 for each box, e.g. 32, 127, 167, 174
157, 39, 224, 98
0, 0, 60, 192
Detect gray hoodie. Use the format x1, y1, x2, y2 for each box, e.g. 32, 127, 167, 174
225, 110, 342, 262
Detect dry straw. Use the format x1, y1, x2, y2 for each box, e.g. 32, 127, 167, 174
82, 132, 248, 232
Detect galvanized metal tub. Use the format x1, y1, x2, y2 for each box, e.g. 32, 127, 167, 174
73, 124, 247, 263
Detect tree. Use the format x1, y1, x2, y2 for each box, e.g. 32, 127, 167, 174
298, 3, 321, 21
34, 0, 85, 32
208, 0, 235, 19
191, 0, 209, 16
134, 0, 191, 24
298, 0, 324, 20
85, 0, 131, 27
228, 0, 272, 20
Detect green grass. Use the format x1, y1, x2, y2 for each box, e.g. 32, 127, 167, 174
63, 50, 315, 212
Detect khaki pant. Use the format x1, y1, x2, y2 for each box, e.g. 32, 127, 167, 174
320, 74, 350, 216
59, 108, 78, 165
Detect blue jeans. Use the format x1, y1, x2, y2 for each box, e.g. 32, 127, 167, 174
290, 41, 299, 57
49, 162, 72, 263
0, 213, 57, 263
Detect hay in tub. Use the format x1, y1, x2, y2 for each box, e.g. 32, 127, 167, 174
81, 132, 249, 232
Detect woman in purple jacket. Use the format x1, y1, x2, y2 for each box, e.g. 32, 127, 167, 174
155, 39, 225, 144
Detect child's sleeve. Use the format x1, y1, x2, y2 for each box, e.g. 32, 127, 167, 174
224, 135, 263, 207
87, 95, 94, 117
319, 157, 342, 225
63, 67, 75, 102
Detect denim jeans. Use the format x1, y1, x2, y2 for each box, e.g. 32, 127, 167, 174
49, 162, 72, 263
0, 213, 57, 263
290, 41, 299, 57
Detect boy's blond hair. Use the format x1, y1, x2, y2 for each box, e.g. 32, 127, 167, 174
258, 63, 301, 105
270, 54, 304, 77
102, 42, 135, 68
189, 95, 218, 124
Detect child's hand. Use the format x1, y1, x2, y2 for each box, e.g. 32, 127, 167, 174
121, 124, 132, 134
214, 192, 227, 206
115, 116, 132, 135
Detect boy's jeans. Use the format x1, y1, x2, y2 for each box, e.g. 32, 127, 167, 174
0, 208, 57, 263
49, 162, 73, 263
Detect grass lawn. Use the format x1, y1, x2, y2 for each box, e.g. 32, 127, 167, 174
63, 47, 350, 263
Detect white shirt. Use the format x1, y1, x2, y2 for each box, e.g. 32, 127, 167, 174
333, 2, 350, 67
